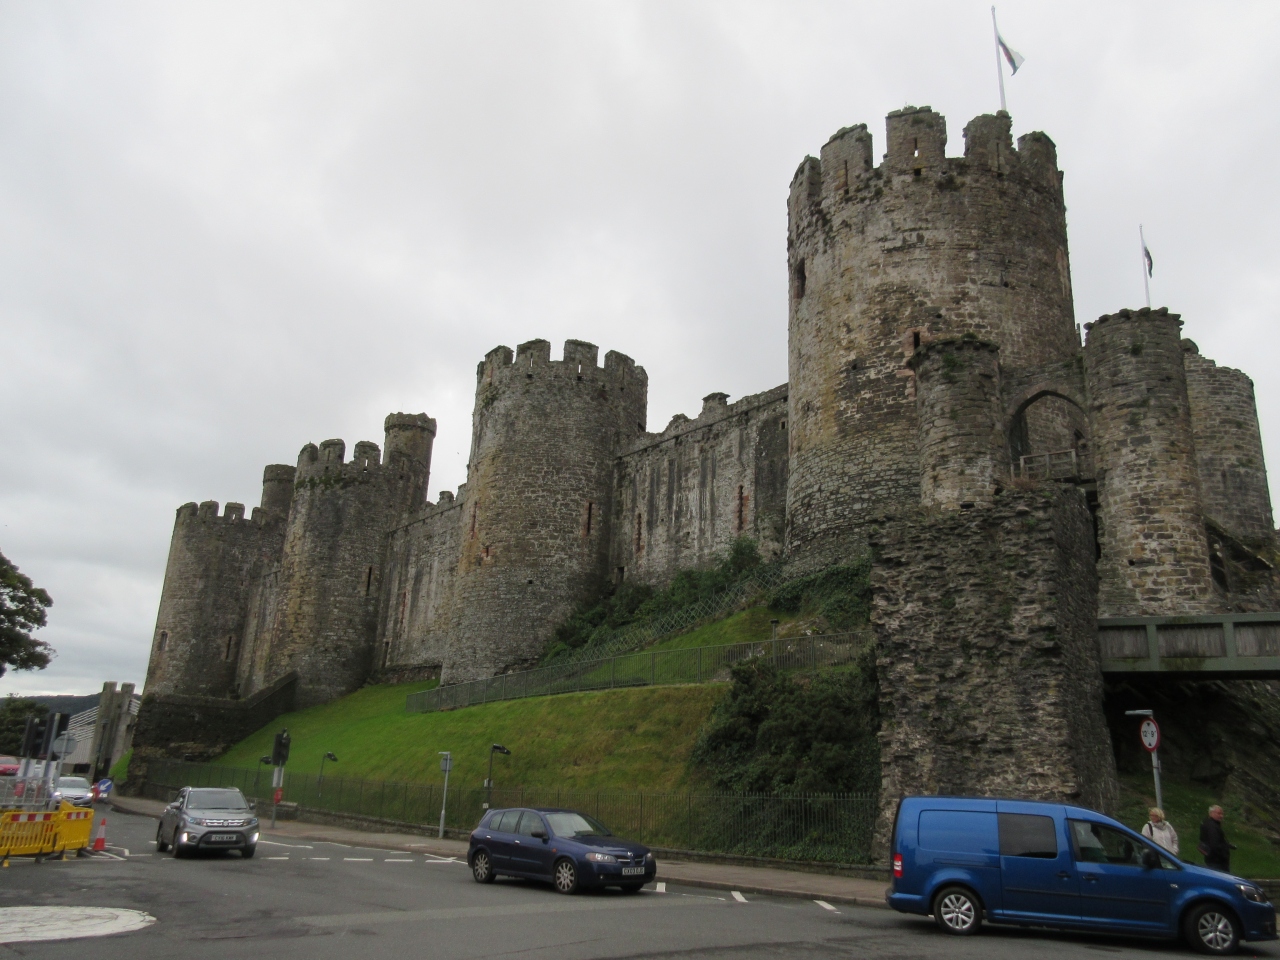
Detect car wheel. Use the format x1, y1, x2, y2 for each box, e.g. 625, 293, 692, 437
620, 883, 644, 894
155, 825, 169, 853
933, 886, 982, 936
1184, 903, 1240, 955
241, 845, 256, 859
553, 858, 579, 895
472, 850, 495, 884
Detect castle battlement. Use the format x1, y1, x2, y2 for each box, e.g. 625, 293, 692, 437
477, 338, 646, 398
620, 383, 789, 457
175, 500, 282, 528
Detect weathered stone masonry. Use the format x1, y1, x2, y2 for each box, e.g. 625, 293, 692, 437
135, 105, 1277, 812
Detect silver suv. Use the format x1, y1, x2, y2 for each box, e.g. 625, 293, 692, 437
157, 787, 260, 858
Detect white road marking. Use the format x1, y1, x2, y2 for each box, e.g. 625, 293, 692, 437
147, 840, 156, 845
655, 882, 666, 893
260, 840, 313, 848
0, 906, 155, 943
385, 858, 414, 862
815, 900, 839, 912
344, 858, 373, 862
422, 853, 458, 862
267, 857, 290, 860
731, 891, 748, 903
310, 857, 330, 861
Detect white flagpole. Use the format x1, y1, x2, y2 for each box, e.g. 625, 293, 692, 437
1140, 224, 1151, 309
992, 7, 1007, 113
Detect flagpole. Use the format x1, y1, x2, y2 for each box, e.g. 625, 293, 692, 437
1140, 224, 1151, 309
992, 7, 1007, 113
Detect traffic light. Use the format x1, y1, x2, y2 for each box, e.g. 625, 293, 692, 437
271, 729, 291, 766
19, 715, 46, 758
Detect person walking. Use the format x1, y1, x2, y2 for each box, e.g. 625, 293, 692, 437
1199, 804, 1235, 873
1141, 807, 1179, 855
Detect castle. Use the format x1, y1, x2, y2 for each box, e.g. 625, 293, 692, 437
136, 107, 1276, 812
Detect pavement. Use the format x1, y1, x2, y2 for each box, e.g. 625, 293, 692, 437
108, 795, 892, 907
8, 803, 1267, 958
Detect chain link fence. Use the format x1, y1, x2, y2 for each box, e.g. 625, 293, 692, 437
144, 759, 877, 864
406, 632, 869, 713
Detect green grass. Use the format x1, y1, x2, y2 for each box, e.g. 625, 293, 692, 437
1116, 772, 1280, 878
214, 681, 726, 793
649, 607, 804, 651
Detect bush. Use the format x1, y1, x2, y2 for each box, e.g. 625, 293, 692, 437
545, 538, 763, 659
690, 652, 880, 796
768, 559, 871, 631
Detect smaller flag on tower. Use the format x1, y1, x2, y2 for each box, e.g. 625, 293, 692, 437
1143, 242, 1154, 277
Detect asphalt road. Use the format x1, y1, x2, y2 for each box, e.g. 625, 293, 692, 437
1, 808, 1277, 959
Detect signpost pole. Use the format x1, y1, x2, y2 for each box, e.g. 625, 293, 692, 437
438, 752, 452, 839
1126, 709, 1163, 810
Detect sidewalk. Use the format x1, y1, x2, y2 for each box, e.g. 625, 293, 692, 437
110, 795, 889, 908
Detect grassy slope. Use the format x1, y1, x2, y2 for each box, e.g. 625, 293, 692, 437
650, 607, 801, 651
1116, 771, 1280, 878
215, 681, 724, 793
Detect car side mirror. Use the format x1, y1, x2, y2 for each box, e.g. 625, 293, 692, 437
531, 829, 547, 841
1141, 849, 1160, 870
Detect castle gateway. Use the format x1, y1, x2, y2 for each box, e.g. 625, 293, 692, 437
133, 108, 1276, 814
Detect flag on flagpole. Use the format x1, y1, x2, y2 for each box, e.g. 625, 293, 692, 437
1143, 242, 1154, 277
997, 33, 1025, 75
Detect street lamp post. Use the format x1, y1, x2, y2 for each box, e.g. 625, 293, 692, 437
438, 751, 452, 839
485, 744, 511, 810
318, 752, 338, 800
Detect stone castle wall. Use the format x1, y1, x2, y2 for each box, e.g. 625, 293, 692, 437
613, 385, 789, 585
870, 488, 1119, 847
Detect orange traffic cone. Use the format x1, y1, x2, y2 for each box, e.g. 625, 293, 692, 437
92, 818, 107, 852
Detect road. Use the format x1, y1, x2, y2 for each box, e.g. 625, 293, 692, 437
0, 807, 1276, 958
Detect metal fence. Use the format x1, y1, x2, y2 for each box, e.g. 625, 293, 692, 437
144, 759, 878, 864
407, 632, 869, 713
0, 777, 61, 812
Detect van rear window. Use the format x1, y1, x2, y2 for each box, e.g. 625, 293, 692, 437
917, 810, 998, 855
999, 813, 1058, 858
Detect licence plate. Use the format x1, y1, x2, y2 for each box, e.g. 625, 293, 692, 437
621, 866, 644, 876
209, 834, 238, 842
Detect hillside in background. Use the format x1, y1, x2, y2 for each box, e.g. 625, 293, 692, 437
214, 681, 724, 792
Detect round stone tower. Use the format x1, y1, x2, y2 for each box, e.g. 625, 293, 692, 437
910, 338, 1010, 510
443, 339, 648, 683
1182, 342, 1275, 544
144, 499, 286, 698
265, 413, 435, 707
786, 108, 1077, 562
1084, 308, 1216, 615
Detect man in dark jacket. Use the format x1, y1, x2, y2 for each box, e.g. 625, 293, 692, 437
1200, 805, 1234, 873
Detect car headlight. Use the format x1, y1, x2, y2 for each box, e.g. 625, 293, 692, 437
187, 817, 208, 826
585, 852, 617, 863
1237, 883, 1269, 904
249, 832, 259, 843
646, 852, 655, 862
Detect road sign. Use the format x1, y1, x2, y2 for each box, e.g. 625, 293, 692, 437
440, 754, 453, 774
1140, 718, 1161, 752
51, 733, 77, 757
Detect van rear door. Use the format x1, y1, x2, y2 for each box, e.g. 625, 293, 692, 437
996, 804, 1080, 924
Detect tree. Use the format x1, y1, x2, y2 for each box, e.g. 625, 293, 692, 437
0, 695, 47, 755
0, 550, 54, 677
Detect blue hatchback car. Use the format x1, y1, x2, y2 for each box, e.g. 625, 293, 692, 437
887, 797, 1277, 955
468, 807, 657, 894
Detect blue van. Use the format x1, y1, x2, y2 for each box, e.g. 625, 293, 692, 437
887, 797, 1276, 955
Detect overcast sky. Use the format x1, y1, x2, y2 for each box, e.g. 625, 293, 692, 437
2, 1, 1278, 697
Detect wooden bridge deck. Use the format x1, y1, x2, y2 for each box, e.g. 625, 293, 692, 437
1099, 612, 1280, 679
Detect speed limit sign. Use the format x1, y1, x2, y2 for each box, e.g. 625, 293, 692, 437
1139, 718, 1161, 752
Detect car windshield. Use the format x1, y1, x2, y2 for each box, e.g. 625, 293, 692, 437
58, 777, 91, 789
545, 812, 612, 838
187, 788, 249, 810
0, 757, 18, 764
